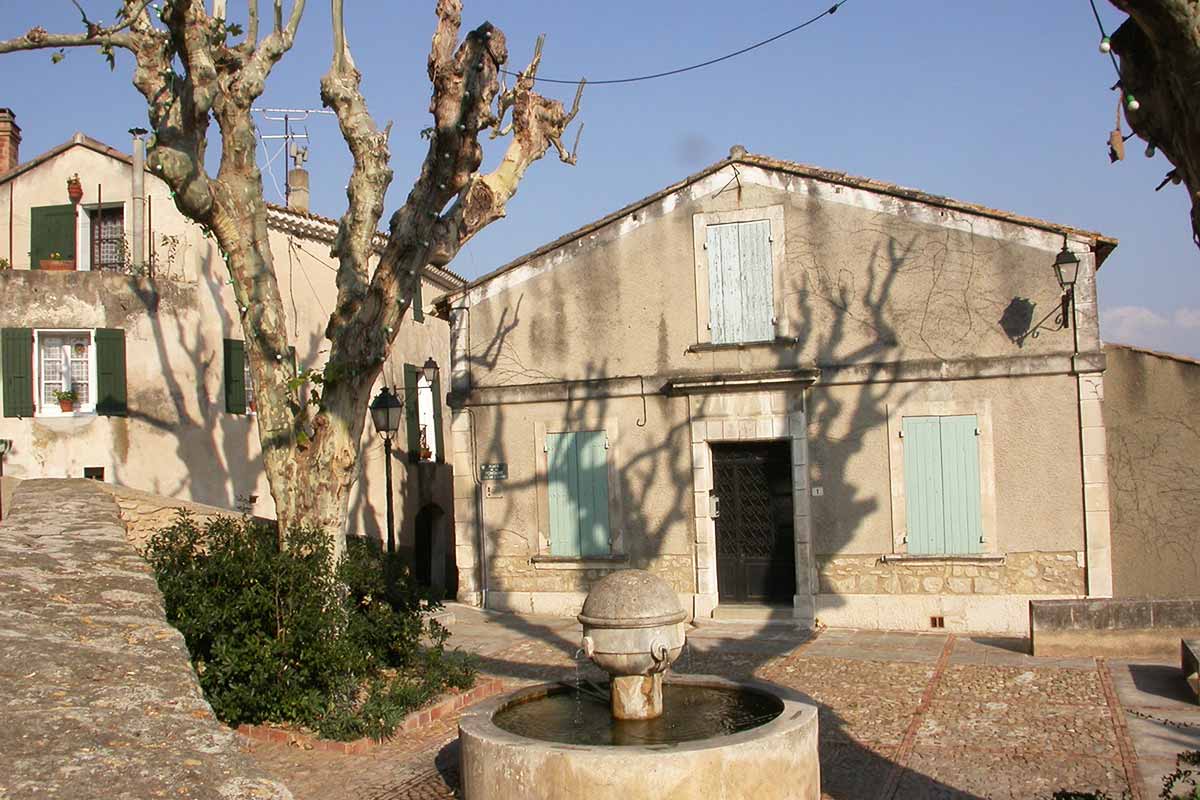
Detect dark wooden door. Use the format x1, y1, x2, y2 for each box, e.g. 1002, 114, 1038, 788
712, 443, 795, 603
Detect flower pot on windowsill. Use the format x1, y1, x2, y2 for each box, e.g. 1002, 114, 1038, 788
58, 399, 76, 413
40, 259, 76, 271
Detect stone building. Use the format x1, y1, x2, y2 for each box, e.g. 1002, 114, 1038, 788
1103, 343, 1200, 598
439, 148, 1118, 634
0, 109, 463, 592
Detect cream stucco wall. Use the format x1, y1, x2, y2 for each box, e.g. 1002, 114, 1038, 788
0, 138, 458, 569
449, 160, 1108, 630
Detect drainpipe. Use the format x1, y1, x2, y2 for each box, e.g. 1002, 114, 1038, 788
129, 129, 147, 272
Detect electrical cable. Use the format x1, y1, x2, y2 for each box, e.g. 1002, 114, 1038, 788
499, 1, 849, 86
1087, 0, 1122, 78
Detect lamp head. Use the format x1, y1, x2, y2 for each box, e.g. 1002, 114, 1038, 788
1054, 243, 1081, 290
422, 356, 439, 385
369, 386, 404, 435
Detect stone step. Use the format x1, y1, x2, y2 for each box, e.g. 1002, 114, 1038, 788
706, 603, 805, 626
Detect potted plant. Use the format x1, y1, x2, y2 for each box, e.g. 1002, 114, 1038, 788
67, 174, 83, 203
39, 251, 75, 271
52, 388, 78, 412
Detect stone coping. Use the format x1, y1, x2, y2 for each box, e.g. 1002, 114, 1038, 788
1031, 597, 1200, 657
236, 677, 507, 754
0, 478, 291, 799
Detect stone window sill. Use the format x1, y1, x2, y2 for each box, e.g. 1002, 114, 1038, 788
686, 336, 798, 354
531, 554, 630, 571
881, 553, 1004, 565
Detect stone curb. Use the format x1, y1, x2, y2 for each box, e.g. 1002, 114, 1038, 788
235, 677, 507, 754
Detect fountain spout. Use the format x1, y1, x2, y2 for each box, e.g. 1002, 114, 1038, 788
577, 570, 687, 720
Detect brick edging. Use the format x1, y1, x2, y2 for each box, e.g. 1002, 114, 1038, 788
1097, 658, 1146, 800
235, 676, 507, 754
878, 633, 957, 800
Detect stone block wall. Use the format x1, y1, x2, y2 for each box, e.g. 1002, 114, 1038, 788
816, 551, 1084, 596
1031, 597, 1200, 657
102, 483, 270, 551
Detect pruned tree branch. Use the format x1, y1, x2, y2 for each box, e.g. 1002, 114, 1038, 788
1108, 0, 1200, 247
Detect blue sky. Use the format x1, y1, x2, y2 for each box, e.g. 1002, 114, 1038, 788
3, 1, 1197, 357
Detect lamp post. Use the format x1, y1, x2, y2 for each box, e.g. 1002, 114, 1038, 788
0, 439, 11, 522
369, 387, 404, 553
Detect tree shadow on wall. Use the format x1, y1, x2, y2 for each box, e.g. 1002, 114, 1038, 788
442, 231, 989, 798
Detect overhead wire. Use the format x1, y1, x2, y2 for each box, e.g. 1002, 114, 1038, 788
1087, 0, 1123, 79
499, 1, 850, 86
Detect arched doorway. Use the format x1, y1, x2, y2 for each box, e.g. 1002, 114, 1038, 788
414, 503, 456, 600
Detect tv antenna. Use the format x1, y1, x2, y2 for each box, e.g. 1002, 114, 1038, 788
251, 107, 334, 204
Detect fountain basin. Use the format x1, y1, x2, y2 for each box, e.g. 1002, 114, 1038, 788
459, 674, 820, 800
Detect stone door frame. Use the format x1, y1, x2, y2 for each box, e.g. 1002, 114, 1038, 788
687, 389, 813, 622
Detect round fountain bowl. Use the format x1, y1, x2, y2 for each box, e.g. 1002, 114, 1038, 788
458, 674, 821, 800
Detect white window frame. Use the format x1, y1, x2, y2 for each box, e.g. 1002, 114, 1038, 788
416, 374, 437, 462
691, 204, 786, 345
76, 202, 126, 272
33, 329, 97, 417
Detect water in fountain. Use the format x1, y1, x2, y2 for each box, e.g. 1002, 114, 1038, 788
492, 682, 783, 746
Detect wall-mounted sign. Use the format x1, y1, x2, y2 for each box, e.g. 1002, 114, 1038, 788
480, 463, 508, 481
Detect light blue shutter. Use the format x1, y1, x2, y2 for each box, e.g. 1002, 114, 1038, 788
939, 415, 982, 554
707, 223, 739, 343
903, 416, 945, 555
547, 431, 611, 557
738, 220, 773, 342
576, 431, 610, 556
547, 432, 581, 556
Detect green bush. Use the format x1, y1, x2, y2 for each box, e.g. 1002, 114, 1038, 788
143, 512, 475, 740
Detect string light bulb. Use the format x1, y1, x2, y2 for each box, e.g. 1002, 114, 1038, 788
1099, 36, 1111, 53
1126, 95, 1140, 112
1146, 143, 1156, 158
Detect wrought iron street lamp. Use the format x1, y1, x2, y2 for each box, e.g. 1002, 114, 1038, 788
422, 356, 439, 385
369, 387, 404, 553
1053, 243, 1081, 330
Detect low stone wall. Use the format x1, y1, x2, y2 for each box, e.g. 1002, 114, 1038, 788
1030, 597, 1200, 658
816, 551, 1084, 596
0, 478, 291, 799
101, 482, 272, 550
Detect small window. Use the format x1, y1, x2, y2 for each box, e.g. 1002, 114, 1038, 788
83, 467, 105, 481
89, 206, 125, 271
706, 219, 774, 344
38, 331, 94, 414
416, 375, 437, 461
546, 430, 611, 557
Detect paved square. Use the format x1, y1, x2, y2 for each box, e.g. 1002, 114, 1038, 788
244, 607, 1200, 799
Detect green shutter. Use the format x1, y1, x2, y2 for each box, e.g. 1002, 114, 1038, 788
547, 432, 581, 556
431, 374, 445, 463
903, 415, 982, 555
95, 328, 127, 416
903, 416, 945, 555
939, 415, 983, 554
223, 338, 246, 414
546, 430, 611, 558
30, 204, 77, 267
412, 274, 424, 323
576, 430, 610, 556
2, 328, 34, 418
403, 363, 420, 460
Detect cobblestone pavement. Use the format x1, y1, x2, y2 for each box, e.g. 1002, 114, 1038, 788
246, 606, 1190, 800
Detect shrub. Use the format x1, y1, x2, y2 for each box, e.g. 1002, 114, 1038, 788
143, 512, 475, 740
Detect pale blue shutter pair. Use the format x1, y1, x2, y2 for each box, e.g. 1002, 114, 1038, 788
546, 431, 610, 557
902, 415, 983, 554
707, 220, 774, 344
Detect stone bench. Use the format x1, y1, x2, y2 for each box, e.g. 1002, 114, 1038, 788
1184, 640, 1200, 703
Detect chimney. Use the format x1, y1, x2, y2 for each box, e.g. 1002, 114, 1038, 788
0, 109, 21, 174
130, 129, 148, 273
287, 166, 310, 213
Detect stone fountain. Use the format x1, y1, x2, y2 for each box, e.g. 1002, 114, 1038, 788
458, 570, 820, 799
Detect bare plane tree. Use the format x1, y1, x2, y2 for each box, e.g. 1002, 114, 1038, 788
0, 0, 583, 553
